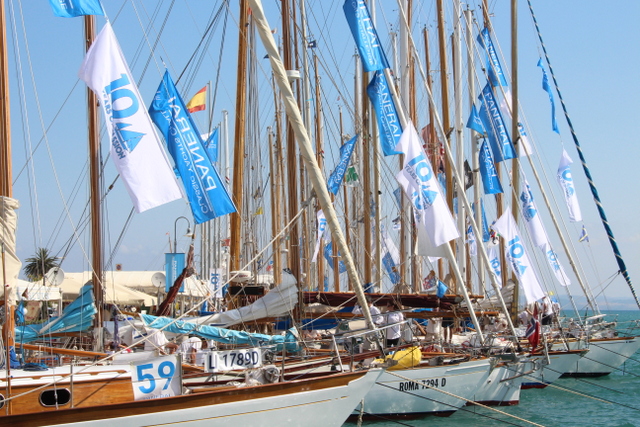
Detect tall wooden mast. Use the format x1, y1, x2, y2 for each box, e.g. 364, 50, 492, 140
230, 1, 249, 273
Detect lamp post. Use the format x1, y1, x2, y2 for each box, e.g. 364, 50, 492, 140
173, 216, 192, 253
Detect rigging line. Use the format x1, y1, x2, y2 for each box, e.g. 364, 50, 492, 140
210, 1, 230, 116
526, 0, 639, 309
375, 377, 537, 427
176, 2, 226, 84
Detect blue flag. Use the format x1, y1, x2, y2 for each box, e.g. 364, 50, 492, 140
477, 27, 508, 87
343, 0, 389, 72
367, 71, 402, 156
327, 135, 358, 194
149, 71, 236, 224
478, 140, 503, 194
324, 242, 347, 273
436, 280, 448, 298
466, 104, 485, 134
479, 83, 515, 162
49, 0, 104, 17
204, 128, 219, 163
537, 59, 559, 134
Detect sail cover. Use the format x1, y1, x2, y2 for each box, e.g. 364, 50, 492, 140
0, 197, 21, 305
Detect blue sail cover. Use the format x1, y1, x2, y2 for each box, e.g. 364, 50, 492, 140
140, 314, 300, 352
15, 284, 97, 343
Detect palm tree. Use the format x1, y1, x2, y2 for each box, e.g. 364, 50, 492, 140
23, 248, 60, 281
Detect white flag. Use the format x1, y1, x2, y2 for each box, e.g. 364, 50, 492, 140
78, 23, 181, 213
493, 211, 545, 304
520, 180, 549, 248
557, 150, 582, 222
311, 210, 328, 263
487, 246, 501, 284
396, 122, 459, 247
541, 243, 571, 286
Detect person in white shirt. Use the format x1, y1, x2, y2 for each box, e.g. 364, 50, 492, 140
383, 300, 404, 348
179, 335, 203, 364
352, 296, 383, 326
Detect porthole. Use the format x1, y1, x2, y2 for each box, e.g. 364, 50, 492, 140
40, 389, 71, 407
0, 394, 5, 409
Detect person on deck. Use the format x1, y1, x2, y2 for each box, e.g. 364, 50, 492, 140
383, 300, 404, 348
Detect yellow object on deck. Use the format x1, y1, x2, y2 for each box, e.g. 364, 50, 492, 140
373, 346, 421, 370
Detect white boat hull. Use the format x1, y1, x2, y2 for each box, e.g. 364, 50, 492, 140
472, 359, 524, 405
520, 350, 584, 389
352, 358, 492, 419
4, 370, 381, 427
556, 337, 640, 377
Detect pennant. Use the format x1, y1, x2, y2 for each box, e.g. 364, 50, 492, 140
520, 180, 549, 248
466, 104, 485, 134
542, 243, 571, 286
479, 83, 515, 162
395, 122, 459, 247
487, 246, 501, 283
327, 135, 358, 194
203, 127, 219, 164
492, 211, 545, 304
537, 59, 559, 134
478, 140, 503, 194
526, 306, 541, 349
477, 27, 508, 87
312, 210, 328, 263
324, 242, 346, 273
255, 207, 264, 215
367, 71, 402, 156
557, 150, 582, 222
343, 0, 389, 72
381, 227, 400, 285
49, 0, 104, 17
579, 225, 589, 243
149, 71, 236, 224
517, 122, 534, 156
307, 40, 317, 48
186, 86, 207, 113
345, 166, 359, 185
78, 23, 181, 213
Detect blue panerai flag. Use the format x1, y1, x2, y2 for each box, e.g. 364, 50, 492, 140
49, 0, 104, 17
477, 27, 508, 87
478, 140, 503, 194
466, 104, 485, 134
343, 0, 389, 72
327, 135, 358, 194
479, 83, 515, 162
149, 71, 236, 224
537, 59, 559, 134
368, 71, 402, 156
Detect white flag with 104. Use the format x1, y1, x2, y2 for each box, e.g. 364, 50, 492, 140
492, 211, 546, 304
131, 355, 181, 400
395, 122, 459, 248
557, 150, 582, 222
78, 22, 182, 213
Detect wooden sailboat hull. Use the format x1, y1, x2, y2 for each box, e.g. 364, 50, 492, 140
3, 369, 381, 426
555, 336, 640, 377
351, 358, 492, 419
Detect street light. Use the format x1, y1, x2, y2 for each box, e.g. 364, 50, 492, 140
173, 216, 192, 253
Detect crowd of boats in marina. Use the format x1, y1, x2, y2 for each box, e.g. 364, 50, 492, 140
0, 0, 638, 425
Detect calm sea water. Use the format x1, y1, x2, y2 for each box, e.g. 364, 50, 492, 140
344, 311, 640, 427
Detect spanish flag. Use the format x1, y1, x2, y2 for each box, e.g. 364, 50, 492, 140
186, 86, 206, 113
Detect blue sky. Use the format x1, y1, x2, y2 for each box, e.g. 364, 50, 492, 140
6, 1, 640, 310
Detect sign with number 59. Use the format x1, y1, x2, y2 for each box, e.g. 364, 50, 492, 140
131, 355, 182, 400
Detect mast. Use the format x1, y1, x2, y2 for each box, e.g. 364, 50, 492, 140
83, 15, 103, 352
230, 0, 248, 273
248, 0, 377, 330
